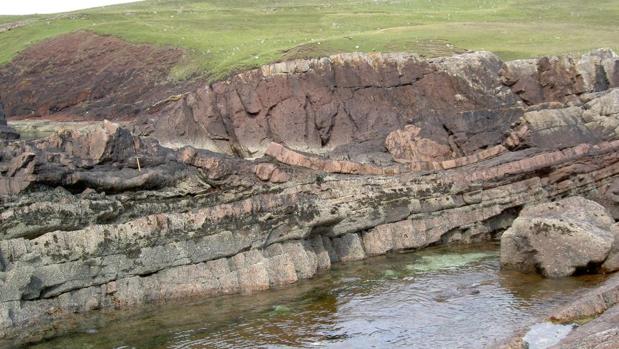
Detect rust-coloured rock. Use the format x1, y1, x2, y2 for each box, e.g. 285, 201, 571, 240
385, 125, 454, 163
254, 163, 290, 183
0, 32, 197, 120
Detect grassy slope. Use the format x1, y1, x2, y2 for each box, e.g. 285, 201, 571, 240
0, 0, 618, 81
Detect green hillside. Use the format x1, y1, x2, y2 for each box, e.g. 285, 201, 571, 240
1, 0, 618, 81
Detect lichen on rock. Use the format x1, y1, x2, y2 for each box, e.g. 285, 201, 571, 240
500, 196, 617, 278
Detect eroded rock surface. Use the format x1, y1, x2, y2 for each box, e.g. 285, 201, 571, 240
135, 49, 619, 161
1, 49, 619, 345
501, 49, 619, 105
551, 305, 619, 349
138, 51, 521, 156
548, 273, 619, 349
500, 197, 616, 278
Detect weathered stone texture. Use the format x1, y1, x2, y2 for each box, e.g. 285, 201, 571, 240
1, 49, 619, 345
140, 51, 523, 157
501, 49, 619, 105
501, 197, 616, 278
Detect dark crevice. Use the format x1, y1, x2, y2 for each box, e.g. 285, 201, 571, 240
264, 104, 277, 142
573, 261, 604, 276
441, 123, 464, 157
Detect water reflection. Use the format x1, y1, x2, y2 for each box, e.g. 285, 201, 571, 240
27, 243, 605, 349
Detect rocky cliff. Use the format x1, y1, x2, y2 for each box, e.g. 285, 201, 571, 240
1, 49, 619, 345
139, 49, 619, 160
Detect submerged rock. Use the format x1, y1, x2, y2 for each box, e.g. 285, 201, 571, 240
522, 322, 575, 349
551, 305, 619, 349
548, 273, 619, 348
500, 197, 616, 278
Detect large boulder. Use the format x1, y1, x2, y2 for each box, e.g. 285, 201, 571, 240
500, 196, 616, 278
0, 100, 19, 140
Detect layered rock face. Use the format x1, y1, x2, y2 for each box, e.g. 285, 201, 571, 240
139, 51, 521, 156
1, 49, 619, 344
501, 49, 619, 105
140, 49, 619, 160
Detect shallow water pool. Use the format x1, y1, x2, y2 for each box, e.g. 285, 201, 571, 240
27, 243, 605, 349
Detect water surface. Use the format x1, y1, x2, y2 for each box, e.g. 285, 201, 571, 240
30, 243, 605, 349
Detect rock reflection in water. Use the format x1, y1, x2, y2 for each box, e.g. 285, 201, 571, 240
28, 243, 606, 349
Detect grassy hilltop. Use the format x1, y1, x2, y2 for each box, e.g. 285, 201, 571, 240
0, 0, 618, 81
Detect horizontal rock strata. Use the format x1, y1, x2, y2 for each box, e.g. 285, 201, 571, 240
2, 124, 619, 343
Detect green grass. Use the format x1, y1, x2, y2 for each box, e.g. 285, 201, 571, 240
0, 0, 618, 81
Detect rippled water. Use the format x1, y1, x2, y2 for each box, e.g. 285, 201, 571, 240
28, 243, 606, 349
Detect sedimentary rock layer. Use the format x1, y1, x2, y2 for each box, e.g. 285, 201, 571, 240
2, 121, 619, 343
139, 49, 618, 159
1, 50, 619, 345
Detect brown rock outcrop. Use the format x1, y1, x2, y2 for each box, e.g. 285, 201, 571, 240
1, 49, 619, 346
0, 31, 197, 120
500, 49, 619, 105
2, 33, 617, 168
385, 125, 454, 163
138, 51, 522, 157
137, 49, 618, 161
254, 163, 290, 183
